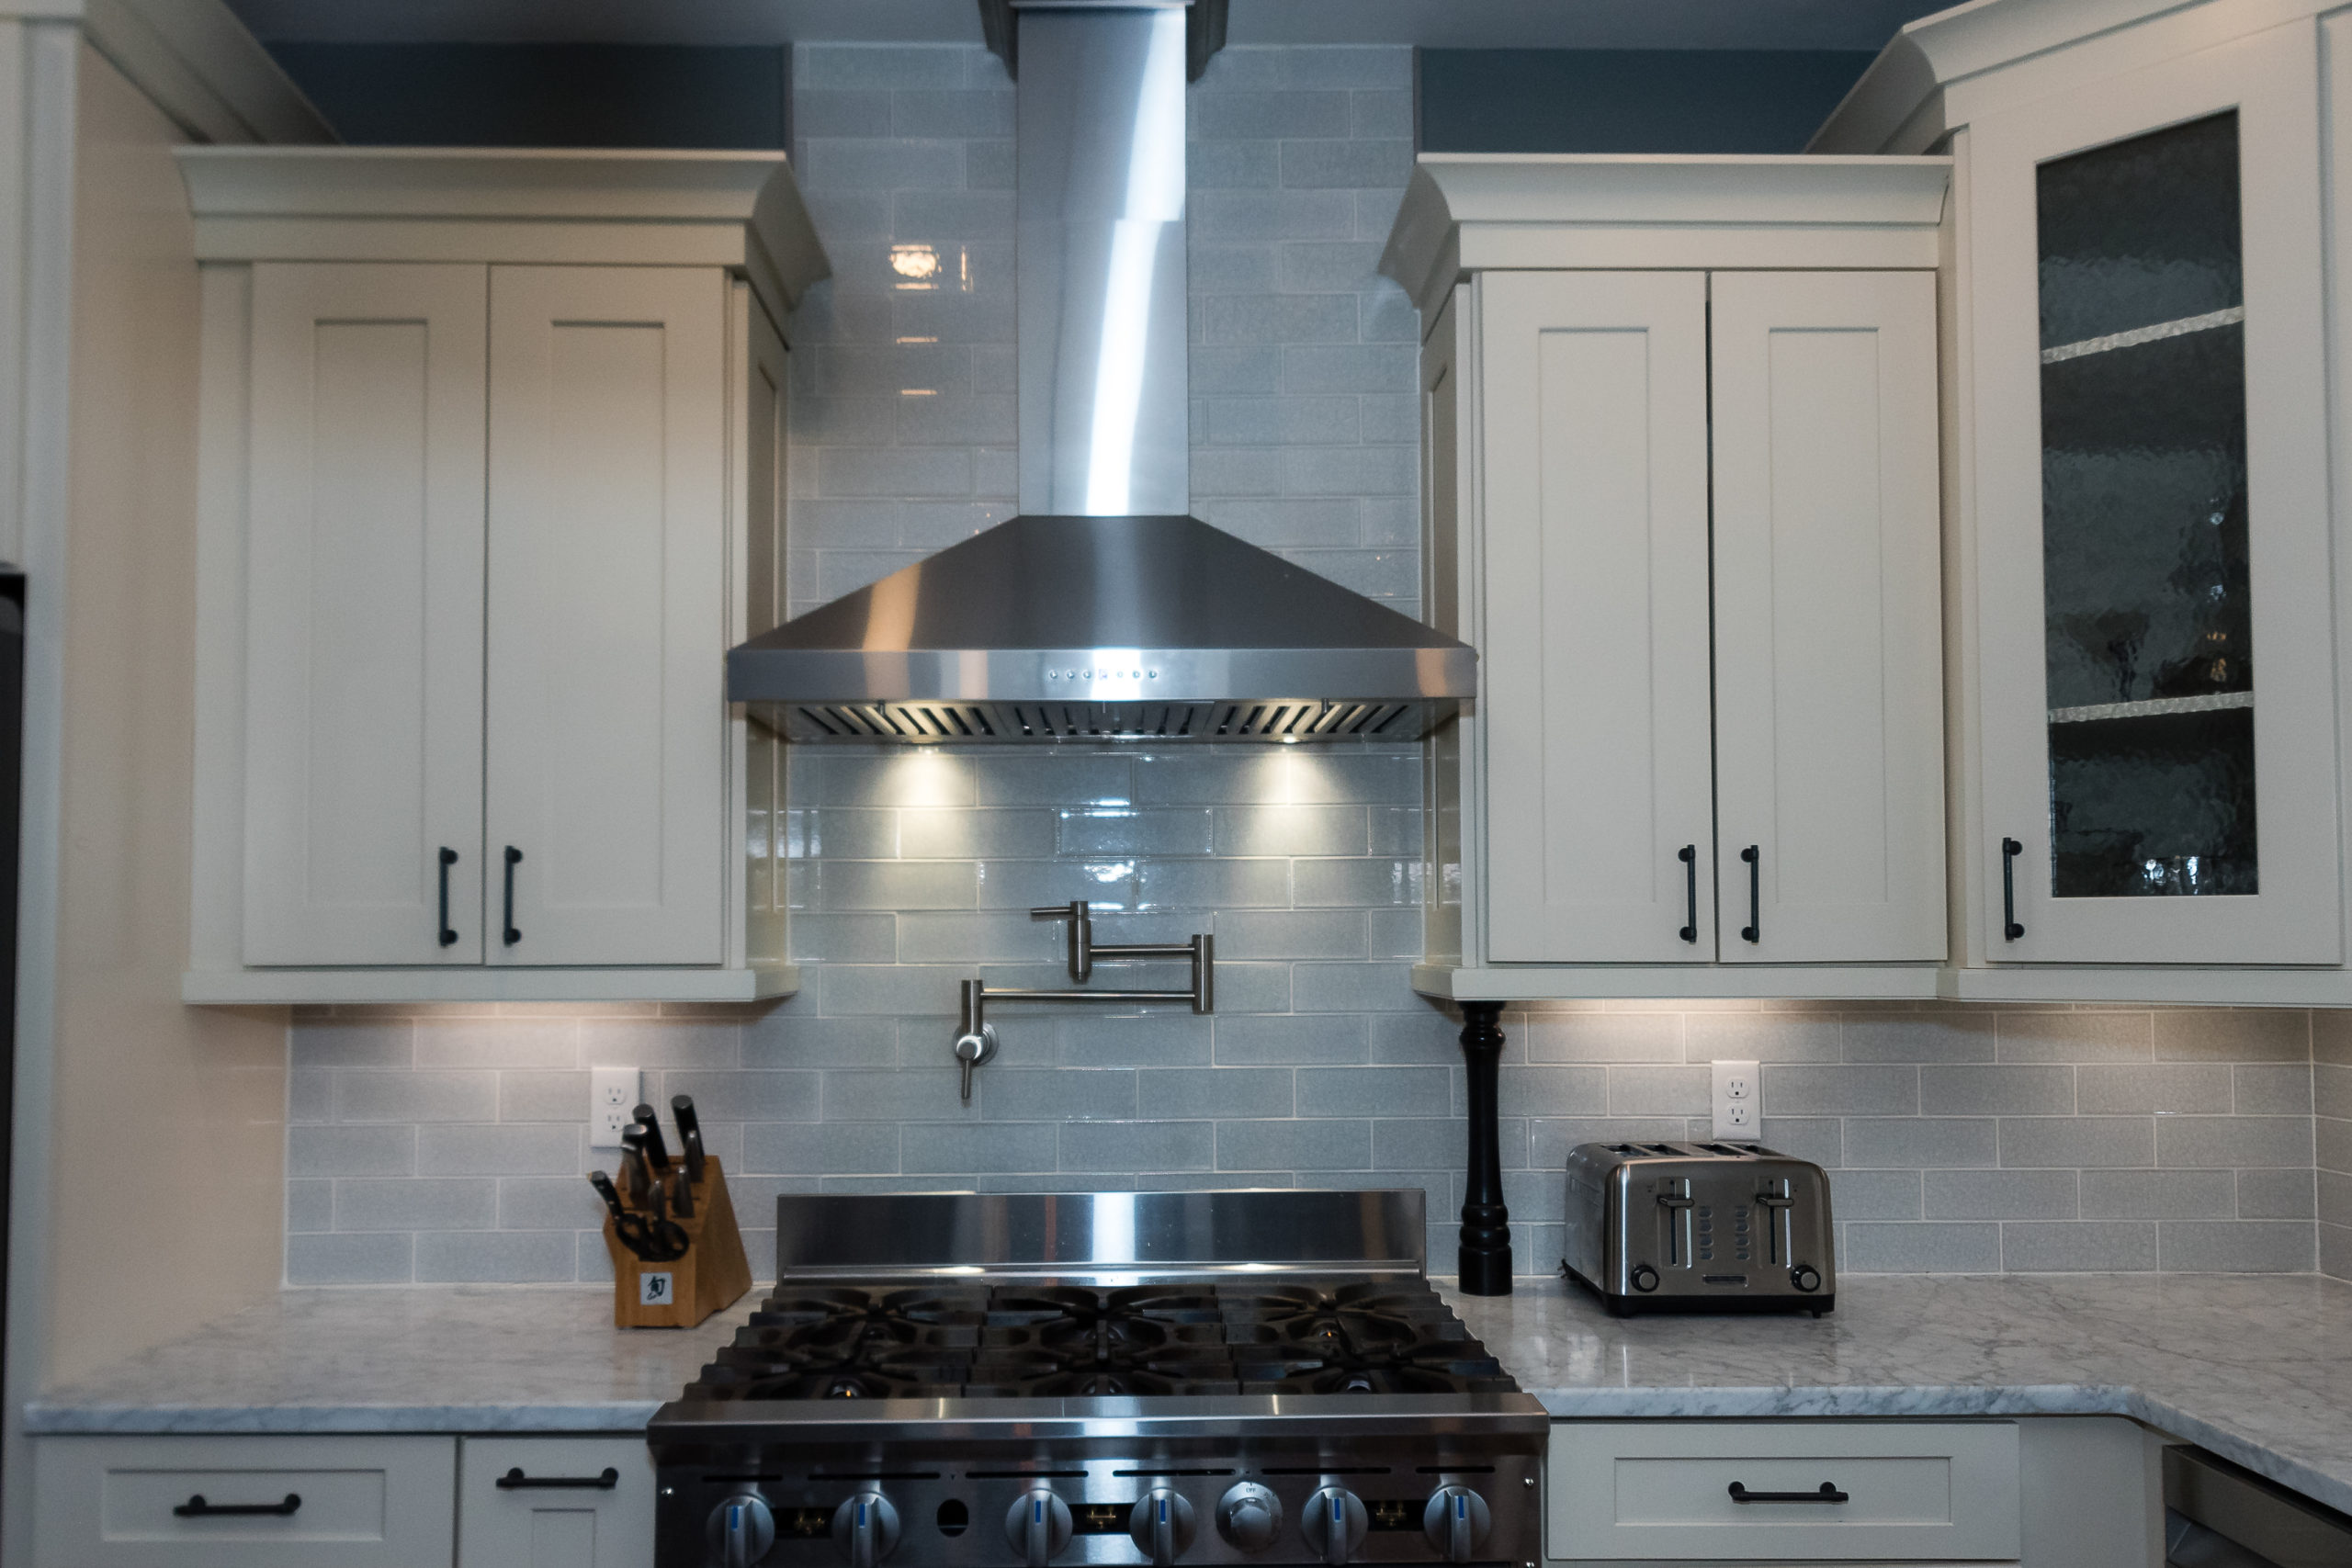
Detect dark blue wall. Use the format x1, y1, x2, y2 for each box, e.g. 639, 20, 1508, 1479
1416, 50, 1874, 154
265, 43, 788, 149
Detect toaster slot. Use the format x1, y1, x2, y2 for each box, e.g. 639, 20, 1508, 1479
1758, 1177, 1793, 1266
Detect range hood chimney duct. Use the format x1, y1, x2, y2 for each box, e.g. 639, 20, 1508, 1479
724, 0, 1476, 744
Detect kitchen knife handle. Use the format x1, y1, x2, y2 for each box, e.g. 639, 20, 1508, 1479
1677, 845, 1697, 942
633, 1104, 671, 1171
496, 1467, 618, 1491
673, 1095, 707, 1183
175, 1494, 300, 1518
1739, 845, 1761, 943
1728, 1482, 1849, 1505
502, 845, 523, 945
2001, 836, 2025, 941
436, 848, 458, 947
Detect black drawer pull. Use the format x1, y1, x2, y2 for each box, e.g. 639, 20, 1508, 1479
497, 1467, 619, 1491
175, 1493, 301, 1517
1727, 1482, 1849, 1505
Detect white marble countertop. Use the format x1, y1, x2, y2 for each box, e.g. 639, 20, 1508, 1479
1451, 1273, 2352, 1514
26, 1274, 2352, 1515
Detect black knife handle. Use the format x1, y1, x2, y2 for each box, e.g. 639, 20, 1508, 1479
1677, 844, 1698, 942
633, 1105, 672, 1171
436, 848, 458, 947
175, 1494, 300, 1517
672, 1096, 707, 1182
1728, 1482, 1848, 1505
1740, 844, 1761, 943
586, 1170, 628, 1222
498, 1467, 618, 1492
503, 845, 523, 945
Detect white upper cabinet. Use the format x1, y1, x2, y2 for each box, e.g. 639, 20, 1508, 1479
1710, 270, 1946, 964
179, 151, 828, 1003
1385, 156, 1951, 999
242, 264, 487, 967
1476, 270, 1715, 965
1820, 0, 2352, 1000
485, 265, 728, 968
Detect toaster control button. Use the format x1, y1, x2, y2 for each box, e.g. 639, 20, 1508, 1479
1630, 1264, 1660, 1292
1790, 1263, 1822, 1292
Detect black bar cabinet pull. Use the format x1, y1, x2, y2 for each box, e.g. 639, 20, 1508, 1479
503, 846, 523, 945
1677, 845, 1698, 942
175, 1493, 301, 1517
2001, 837, 2025, 940
496, 1467, 619, 1492
1727, 1482, 1849, 1506
1739, 845, 1761, 943
436, 847, 458, 947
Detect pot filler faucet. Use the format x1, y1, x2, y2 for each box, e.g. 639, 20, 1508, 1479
954, 901, 1214, 1100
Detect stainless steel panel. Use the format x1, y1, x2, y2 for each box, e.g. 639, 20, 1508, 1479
2165, 1446, 2352, 1567
773, 1190, 1427, 1279
724, 513, 1478, 733
1017, 7, 1189, 516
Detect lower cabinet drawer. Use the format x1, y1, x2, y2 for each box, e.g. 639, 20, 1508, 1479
32, 1434, 457, 1568
458, 1437, 654, 1568
1547, 1421, 2020, 1561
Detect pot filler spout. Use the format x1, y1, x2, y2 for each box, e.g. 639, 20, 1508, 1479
724, 0, 1476, 744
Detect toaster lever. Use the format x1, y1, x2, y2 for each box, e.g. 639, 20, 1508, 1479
1656, 1179, 1693, 1268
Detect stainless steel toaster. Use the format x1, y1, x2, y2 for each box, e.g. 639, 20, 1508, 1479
1562, 1142, 1835, 1315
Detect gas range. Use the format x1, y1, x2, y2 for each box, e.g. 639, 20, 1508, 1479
649, 1190, 1547, 1568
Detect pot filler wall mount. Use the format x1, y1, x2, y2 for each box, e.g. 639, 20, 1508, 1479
724, 0, 1512, 1303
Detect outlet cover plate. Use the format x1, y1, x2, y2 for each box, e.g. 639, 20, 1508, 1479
1712, 1059, 1760, 1142
590, 1066, 642, 1148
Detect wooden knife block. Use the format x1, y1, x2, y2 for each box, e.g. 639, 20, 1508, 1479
603, 1157, 752, 1329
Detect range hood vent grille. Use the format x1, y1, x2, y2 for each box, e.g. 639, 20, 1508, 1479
775, 698, 1428, 746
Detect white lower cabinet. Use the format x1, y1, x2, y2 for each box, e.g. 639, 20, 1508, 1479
1549, 1422, 2019, 1562
1544, 1417, 2157, 1567
32, 1434, 457, 1568
458, 1438, 655, 1568
33, 1434, 660, 1568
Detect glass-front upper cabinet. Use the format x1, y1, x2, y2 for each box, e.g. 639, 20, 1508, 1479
1971, 23, 2341, 964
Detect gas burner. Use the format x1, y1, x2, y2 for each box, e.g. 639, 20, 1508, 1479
980, 1283, 1228, 1357
747, 1286, 991, 1353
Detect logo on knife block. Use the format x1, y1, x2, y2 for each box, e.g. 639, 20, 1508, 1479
639, 1272, 673, 1306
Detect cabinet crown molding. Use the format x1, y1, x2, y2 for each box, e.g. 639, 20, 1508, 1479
1811, 0, 2326, 152
175, 147, 832, 316
1379, 153, 1951, 321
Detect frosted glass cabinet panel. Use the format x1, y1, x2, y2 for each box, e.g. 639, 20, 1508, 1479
1971, 25, 2340, 964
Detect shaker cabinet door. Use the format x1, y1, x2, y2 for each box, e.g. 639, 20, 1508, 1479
1710, 270, 1947, 964
484, 266, 729, 966
1969, 25, 2340, 964
1476, 271, 1715, 963
242, 263, 488, 966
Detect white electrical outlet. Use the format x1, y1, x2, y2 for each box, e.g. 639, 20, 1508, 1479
1712, 1059, 1760, 1142
590, 1066, 642, 1148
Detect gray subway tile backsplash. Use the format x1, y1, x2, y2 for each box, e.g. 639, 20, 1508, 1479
272, 41, 2349, 1287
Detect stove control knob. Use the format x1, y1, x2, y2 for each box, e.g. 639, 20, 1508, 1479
831, 1492, 901, 1568
1216, 1483, 1283, 1553
1005, 1489, 1074, 1568
1301, 1488, 1367, 1566
1129, 1488, 1198, 1566
1422, 1486, 1492, 1563
708, 1493, 776, 1568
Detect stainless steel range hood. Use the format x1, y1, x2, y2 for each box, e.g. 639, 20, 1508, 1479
727, 0, 1475, 743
